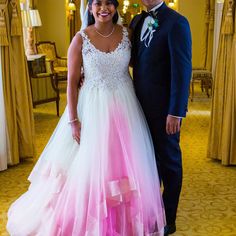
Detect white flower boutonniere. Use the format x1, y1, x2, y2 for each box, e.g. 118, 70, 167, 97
141, 18, 159, 47
148, 18, 159, 31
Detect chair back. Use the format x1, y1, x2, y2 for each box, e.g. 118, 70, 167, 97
27, 55, 46, 76
35, 41, 59, 67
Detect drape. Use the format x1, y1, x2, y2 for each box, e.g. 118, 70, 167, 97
207, 0, 236, 165
212, 1, 224, 75
0, 0, 35, 165
221, 2, 236, 165
202, 0, 215, 70
0, 47, 8, 171
74, 0, 81, 34
67, 0, 81, 41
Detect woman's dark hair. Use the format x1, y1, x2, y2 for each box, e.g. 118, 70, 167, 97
87, 0, 119, 26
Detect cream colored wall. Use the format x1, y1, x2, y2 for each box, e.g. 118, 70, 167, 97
37, 0, 69, 56
178, 0, 205, 67
36, 0, 206, 65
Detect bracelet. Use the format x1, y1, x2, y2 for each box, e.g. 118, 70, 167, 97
68, 118, 78, 124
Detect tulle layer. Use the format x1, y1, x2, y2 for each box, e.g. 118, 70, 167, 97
7, 80, 165, 236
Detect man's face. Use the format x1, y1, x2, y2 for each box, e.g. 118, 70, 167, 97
141, 0, 162, 10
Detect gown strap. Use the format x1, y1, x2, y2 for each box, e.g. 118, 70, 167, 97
77, 30, 89, 41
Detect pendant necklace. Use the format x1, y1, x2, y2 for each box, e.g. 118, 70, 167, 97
95, 26, 115, 38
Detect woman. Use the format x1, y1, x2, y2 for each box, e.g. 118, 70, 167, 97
7, 0, 165, 235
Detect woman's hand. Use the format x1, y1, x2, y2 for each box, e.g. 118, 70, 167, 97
71, 121, 81, 144
67, 33, 83, 144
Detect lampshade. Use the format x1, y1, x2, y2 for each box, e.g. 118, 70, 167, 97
168, 0, 175, 7
68, 2, 76, 11
29, 9, 42, 27
21, 9, 42, 55
21, 10, 32, 27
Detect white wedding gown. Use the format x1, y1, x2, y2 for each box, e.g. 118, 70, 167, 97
7, 27, 165, 236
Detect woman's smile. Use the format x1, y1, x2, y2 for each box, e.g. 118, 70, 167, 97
98, 11, 110, 17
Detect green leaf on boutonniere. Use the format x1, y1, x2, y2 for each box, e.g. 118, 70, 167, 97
148, 18, 159, 30
153, 19, 159, 29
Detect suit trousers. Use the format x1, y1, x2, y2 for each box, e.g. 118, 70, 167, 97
146, 115, 182, 225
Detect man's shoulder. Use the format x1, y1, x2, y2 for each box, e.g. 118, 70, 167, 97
166, 7, 189, 25
129, 13, 143, 30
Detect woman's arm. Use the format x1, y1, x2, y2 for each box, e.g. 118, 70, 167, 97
67, 33, 83, 143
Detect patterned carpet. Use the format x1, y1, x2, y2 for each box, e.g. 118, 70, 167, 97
0, 84, 236, 236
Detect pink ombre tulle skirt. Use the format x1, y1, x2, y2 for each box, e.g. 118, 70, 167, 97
7, 79, 165, 235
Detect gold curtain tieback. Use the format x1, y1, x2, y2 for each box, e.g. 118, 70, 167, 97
0, 1, 9, 46
10, 0, 22, 36
222, 1, 234, 35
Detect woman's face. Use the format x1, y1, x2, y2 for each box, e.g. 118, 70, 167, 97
90, 0, 116, 23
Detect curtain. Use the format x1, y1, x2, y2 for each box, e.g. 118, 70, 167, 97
212, 1, 224, 75
202, 0, 215, 70
0, 47, 8, 171
68, 0, 81, 41
74, 0, 81, 34
0, 0, 35, 165
207, 0, 235, 165
221, 2, 236, 165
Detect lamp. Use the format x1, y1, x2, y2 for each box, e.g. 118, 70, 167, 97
21, 9, 42, 55
122, 0, 130, 14
67, 0, 76, 42
29, 9, 42, 27
167, 0, 178, 10
21, 10, 31, 27
168, 0, 175, 7
68, 0, 76, 16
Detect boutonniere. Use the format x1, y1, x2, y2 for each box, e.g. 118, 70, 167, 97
141, 18, 159, 47
148, 18, 159, 31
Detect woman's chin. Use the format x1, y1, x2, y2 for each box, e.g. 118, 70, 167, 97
96, 16, 113, 23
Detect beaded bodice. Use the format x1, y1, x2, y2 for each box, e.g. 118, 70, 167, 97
79, 27, 131, 90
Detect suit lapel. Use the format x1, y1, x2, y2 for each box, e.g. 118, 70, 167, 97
130, 14, 146, 57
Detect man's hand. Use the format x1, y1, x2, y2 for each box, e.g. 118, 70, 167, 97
166, 115, 181, 135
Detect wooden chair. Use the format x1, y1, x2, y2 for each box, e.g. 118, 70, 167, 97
190, 68, 213, 101
35, 41, 67, 88
27, 55, 60, 116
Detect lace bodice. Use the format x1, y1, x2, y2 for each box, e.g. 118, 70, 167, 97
79, 27, 132, 90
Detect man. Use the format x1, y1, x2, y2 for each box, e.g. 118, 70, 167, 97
130, 1, 192, 235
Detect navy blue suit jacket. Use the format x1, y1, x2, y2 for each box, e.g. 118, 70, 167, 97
130, 3, 192, 119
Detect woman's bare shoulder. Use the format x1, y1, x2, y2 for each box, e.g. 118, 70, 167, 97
68, 32, 83, 55
83, 25, 95, 37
